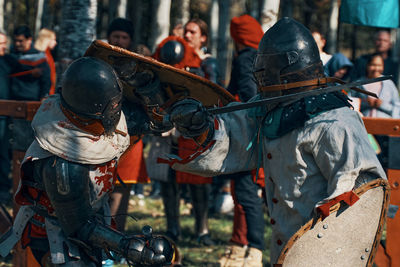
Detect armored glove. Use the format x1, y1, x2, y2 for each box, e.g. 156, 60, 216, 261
169, 98, 214, 143
80, 222, 174, 266
132, 71, 174, 133
122, 230, 174, 266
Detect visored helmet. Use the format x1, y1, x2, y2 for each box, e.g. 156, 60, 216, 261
254, 17, 325, 96
159, 40, 185, 65
61, 57, 123, 135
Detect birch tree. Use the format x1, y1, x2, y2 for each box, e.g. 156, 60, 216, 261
148, 0, 171, 52
181, 0, 190, 25
131, 0, 148, 47
35, 0, 44, 36
117, 0, 127, 18
0, 0, 4, 32
260, 0, 280, 32
216, 0, 231, 86
326, 0, 339, 54
209, 0, 219, 56
57, 0, 97, 79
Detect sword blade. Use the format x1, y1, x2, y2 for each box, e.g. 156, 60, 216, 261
208, 76, 391, 115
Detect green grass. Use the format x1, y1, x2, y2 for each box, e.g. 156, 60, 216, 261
0, 186, 273, 266
122, 191, 273, 267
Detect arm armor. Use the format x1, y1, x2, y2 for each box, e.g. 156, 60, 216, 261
40, 156, 173, 265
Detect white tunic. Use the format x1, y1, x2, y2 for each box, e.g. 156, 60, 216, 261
172, 105, 386, 263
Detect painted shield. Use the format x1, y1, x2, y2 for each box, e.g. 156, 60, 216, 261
275, 179, 390, 267
84, 40, 235, 108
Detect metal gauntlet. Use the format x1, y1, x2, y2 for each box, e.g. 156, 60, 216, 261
169, 98, 215, 145
79, 221, 174, 266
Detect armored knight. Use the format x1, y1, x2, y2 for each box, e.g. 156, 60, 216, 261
162, 18, 387, 265
0, 57, 173, 266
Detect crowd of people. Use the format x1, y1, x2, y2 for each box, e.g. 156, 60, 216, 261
0, 14, 397, 267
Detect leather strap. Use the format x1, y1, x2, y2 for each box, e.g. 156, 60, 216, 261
259, 77, 343, 92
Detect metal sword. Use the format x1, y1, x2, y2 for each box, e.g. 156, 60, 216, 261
207, 76, 391, 115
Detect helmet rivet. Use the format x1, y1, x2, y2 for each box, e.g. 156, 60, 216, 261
317, 233, 323, 238
361, 255, 365, 260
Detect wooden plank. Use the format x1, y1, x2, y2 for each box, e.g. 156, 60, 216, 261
0, 100, 41, 121
363, 117, 400, 136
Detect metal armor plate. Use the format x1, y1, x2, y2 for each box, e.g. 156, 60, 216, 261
275, 178, 390, 267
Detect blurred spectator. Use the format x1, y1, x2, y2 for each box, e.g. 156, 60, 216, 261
351, 53, 400, 170
351, 30, 398, 85
352, 53, 399, 118
10, 25, 51, 101
184, 18, 221, 85
153, 34, 214, 246
107, 18, 149, 233
0, 32, 11, 203
324, 52, 354, 81
107, 17, 134, 50
183, 19, 219, 245
34, 28, 57, 95
311, 31, 332, 65
9, 25, 51, 152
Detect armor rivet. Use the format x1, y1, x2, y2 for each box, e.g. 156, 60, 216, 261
365, 248, 370, 252
308, 101, 312, 104
17, 106, 22, 111
394, 125, 399, 131
323, 224, 328, 229
317, 233, 323, 238
361, 255, 365, 260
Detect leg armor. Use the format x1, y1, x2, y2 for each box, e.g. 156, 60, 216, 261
39, 156, 173, 266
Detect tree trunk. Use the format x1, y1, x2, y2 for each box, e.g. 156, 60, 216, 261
35, 0, 44, 36
248, 0, 261, 21
280, 0, 292, 18
181, 0, 190, 24
117, 0, 127, 18
209, 0, 218, 56
326, 0, 339, 54
4, 0, 14, 35
108, 0, 118, 22
260, 0, 280, 32
40, 0, 51, 29
217, 0, 231, 87
0, 0, 4, 32
57, 0, 97, 78
148, 0, 171, 52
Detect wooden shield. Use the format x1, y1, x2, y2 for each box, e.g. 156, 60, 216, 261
84, 40, 235, 107
275, 179, 390, 267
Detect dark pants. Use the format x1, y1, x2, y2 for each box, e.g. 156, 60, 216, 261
230, 171, 265, 250
161, 169, 210, 239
